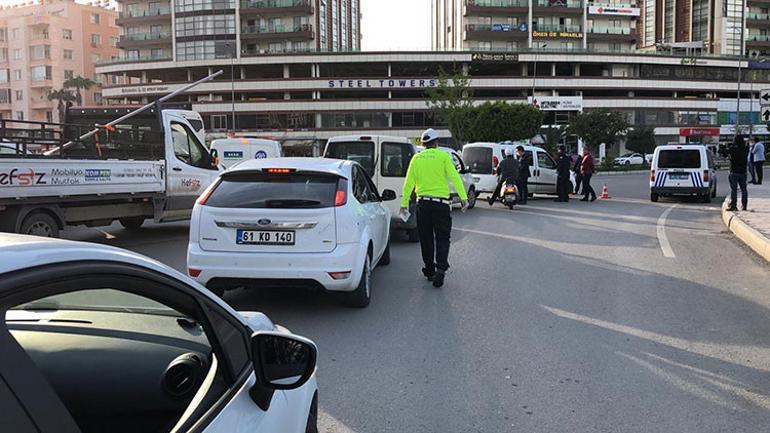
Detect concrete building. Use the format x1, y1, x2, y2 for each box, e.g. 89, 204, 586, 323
431, 0, 640, 52
112, 0, 360, 66
0, 0, 118, 122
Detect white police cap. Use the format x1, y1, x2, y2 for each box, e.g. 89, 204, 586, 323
421, 128, 439, 144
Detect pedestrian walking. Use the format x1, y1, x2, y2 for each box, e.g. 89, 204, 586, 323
751, 138, 765, 185
554, 145, 571, 202
720, 135, 750, 211
748, 138, 757, 184
516, 145, 531, 204
579, 147, 597, 202
401, 128, 468, 288
488, 147, 520, 206
573, 150, 584, 195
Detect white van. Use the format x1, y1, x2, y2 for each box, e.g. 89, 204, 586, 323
462, 142, 574, 197
323, 135, 419, 240
650, 144, 717, 203
210, 138, 282, 169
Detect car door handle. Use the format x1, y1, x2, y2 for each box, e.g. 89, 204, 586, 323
172, 167, 182, 172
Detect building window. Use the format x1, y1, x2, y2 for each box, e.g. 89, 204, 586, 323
63, 49, 73, 60
64, 70, 74, 80
11, 28, 19, 40
0, 89, 10, 103
15, 90, 23, 101
90, 13, 100, 24
0, 48, 6, 62
13, 70, 21, 81
0, 28, 6, 42
109, 36, 118, 47
12, 49, 21, 60
0, 69, 7, 84
127, 50, 140, 60
30, 66, 52, 81
63, 29, 73, 40
46, 111, 53, 122
94, 93, 103, 105
211, 114, 228, 130
29, 45, 51, 60
150, 48, 165, 58
91, 53, 101, 63
93, 73, 103, 84
91, 34, 101, 46
15, 111, 23, 121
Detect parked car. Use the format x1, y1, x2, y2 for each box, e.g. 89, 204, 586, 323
323, 135, 418, 240
1, 233, 319, 433
650, 144, 717, 203
614, 153, 645, 165
416, 145, 477, 209
188, 157, 395, 308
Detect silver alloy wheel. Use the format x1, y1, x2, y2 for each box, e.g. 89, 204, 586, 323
28, 221, 53, 237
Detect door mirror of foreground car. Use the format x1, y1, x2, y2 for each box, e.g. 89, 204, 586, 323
381, 189, 397, 201
251, 331, 317, 391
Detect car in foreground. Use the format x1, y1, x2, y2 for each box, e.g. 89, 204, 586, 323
0, 233, 319, 433
188, 157, 395, 308
614, 153, 645, 165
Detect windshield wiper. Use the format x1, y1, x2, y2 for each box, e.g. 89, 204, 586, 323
265, 199, 321, 208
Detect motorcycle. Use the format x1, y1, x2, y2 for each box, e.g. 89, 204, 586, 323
500, 181, 518, 210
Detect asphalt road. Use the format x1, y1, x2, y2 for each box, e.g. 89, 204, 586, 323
60, 172, 770, 433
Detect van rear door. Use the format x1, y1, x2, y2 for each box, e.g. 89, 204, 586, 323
655, 149, 704, 189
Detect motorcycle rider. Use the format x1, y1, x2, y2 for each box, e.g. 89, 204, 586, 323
488, 147, 520, 205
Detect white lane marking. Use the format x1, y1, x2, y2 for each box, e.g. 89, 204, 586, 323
656, 204, 677, 258
96, 229, 116, 240
454, 226, 519, 242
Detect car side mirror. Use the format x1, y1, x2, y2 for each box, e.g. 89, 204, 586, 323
251, 331, 317, 391
381, 189, 397, 201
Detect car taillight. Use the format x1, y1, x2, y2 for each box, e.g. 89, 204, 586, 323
197, 179, 220, 205
703, 170, 709, 182
265, 168, 295, 174
492, 155, 499, 175
328, 271, 352, 280
650, 169, 655, 182
335, 178, 348, 207
188, 268, 202, 277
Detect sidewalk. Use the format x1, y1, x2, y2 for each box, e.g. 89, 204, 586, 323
721, 182, 770, 263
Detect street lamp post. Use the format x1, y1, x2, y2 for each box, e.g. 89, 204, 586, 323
735, 0, 746, 140
532, 43, 547, 99
226, 42, 236, 134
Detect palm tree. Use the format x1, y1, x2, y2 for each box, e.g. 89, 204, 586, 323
63, 76, 96, 106
541, 125, 566, 155
47, 89, 76, 123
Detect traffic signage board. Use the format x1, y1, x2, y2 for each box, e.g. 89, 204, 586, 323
760, 89, 770, 105
762, 107, 770, 122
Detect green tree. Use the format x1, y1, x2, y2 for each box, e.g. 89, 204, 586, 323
567, 109, 629, 151
464, 102, 544, 143
47, 88, 76, 123
540, 125, 565, 155
625, 125, 656, 155
425, 69, 475, 144
64, 76, 97, 106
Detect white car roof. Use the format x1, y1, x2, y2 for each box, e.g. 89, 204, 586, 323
211, 138, 280, 146
227, 157, 351, 176
327, 135, 412, 143
655, 144, 707, 151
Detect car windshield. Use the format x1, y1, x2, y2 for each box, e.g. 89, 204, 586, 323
10, 289, 181, 317
324, 141, 375, 176
658, 150, 701, 169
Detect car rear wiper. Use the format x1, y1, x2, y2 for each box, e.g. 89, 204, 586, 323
265, 199, 322, 208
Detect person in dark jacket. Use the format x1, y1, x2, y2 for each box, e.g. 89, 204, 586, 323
516, 146, 531, 204
720, 135, 750, 211
488, 147, 520, 205
572, 151, 584, 195
555, 145, 571, 202
580, 147, 597, 202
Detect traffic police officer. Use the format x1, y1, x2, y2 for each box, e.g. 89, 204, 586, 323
400, 128, 468, 288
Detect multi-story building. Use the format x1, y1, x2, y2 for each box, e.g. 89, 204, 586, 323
0, 0, 118, 122
432, 0, 640, 52
112, 0, 360, 66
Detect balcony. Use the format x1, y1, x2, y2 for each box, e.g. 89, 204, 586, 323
240, 0, 313, 15
587, 26, 637, 40
240, 23, 314, 41
30, 79, 53, 88
30, 98, 52, 110
747, 12, 770, 26
97, 54, 173, 66
534, 0, 584, 15
464, 23, 529, 41
117, 31, 172, 48
116, 7, 171, 25
746, 34, 770, 47
464, 0, 528, 16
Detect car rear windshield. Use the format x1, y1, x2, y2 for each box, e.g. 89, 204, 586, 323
463, 147, 493, 174
205, 171, 339, 209
324, 141, 375, 176
658, 150, 701, 169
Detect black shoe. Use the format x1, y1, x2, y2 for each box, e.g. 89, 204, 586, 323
432, 270, 445, 288
728, 207, 738, 211
487, 198, 495, 206
742, 207, 748, 211
590, 196, 597, 202
422, 268, 435, 281
580, 197, 588, 202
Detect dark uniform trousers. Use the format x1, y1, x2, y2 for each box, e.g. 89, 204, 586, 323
417, 200, 452, 272
556, 176, 570, 201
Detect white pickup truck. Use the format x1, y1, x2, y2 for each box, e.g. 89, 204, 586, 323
0, 107, 220, 237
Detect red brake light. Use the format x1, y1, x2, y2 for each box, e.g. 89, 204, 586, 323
703, 170, 709, 182
197, 179, 220, 205
328, 271, 352, 280
359, 136, 371, 141
650, 169, 655, 182
265, 168, 295, 174
335, 178, 348, 207
188, 268, 202, 277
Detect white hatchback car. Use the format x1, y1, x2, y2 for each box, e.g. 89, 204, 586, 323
0, 233, 319, 433
188, 157, 394, 308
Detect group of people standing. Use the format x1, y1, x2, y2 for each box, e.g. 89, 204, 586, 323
722, 136, 766, 212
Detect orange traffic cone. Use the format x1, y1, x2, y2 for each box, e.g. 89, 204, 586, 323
600, 184, 610, 199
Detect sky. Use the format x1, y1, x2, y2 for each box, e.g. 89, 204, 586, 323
360, 0, 431, 51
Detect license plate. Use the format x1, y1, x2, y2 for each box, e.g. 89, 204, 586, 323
236, 230, 295, 245
670, 173, 688, 180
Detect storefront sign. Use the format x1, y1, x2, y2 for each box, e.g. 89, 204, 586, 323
533, 31, 584, 39
587, 5, 641, 16
328, 79, 438, 89
679, 127, 720, 137
527, 96, 583, 111
471, 53, 519, 62
121, 85, 170, 95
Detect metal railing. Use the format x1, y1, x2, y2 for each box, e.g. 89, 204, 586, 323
747, 12, 770, 20
588, 27, 632, 35
241, 0, 310, 7
120, 7, 171, 18
97, 55, 172, 65
120, 31, 172, 42
241, 23, 312, 34
535, 24, 582, 32
466, 0, 528, 7
536, 0, 582, 7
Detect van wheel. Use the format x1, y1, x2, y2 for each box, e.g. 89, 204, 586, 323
343, 255, 371, 308
119, 216, 145, 229
650, 192, 659, 202
378, 241, 391, 266
407, 229, 420, 242
466, 187, 476, 209
20, 212, 60, 238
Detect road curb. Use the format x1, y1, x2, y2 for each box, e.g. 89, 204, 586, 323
721, 197, 770, 263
